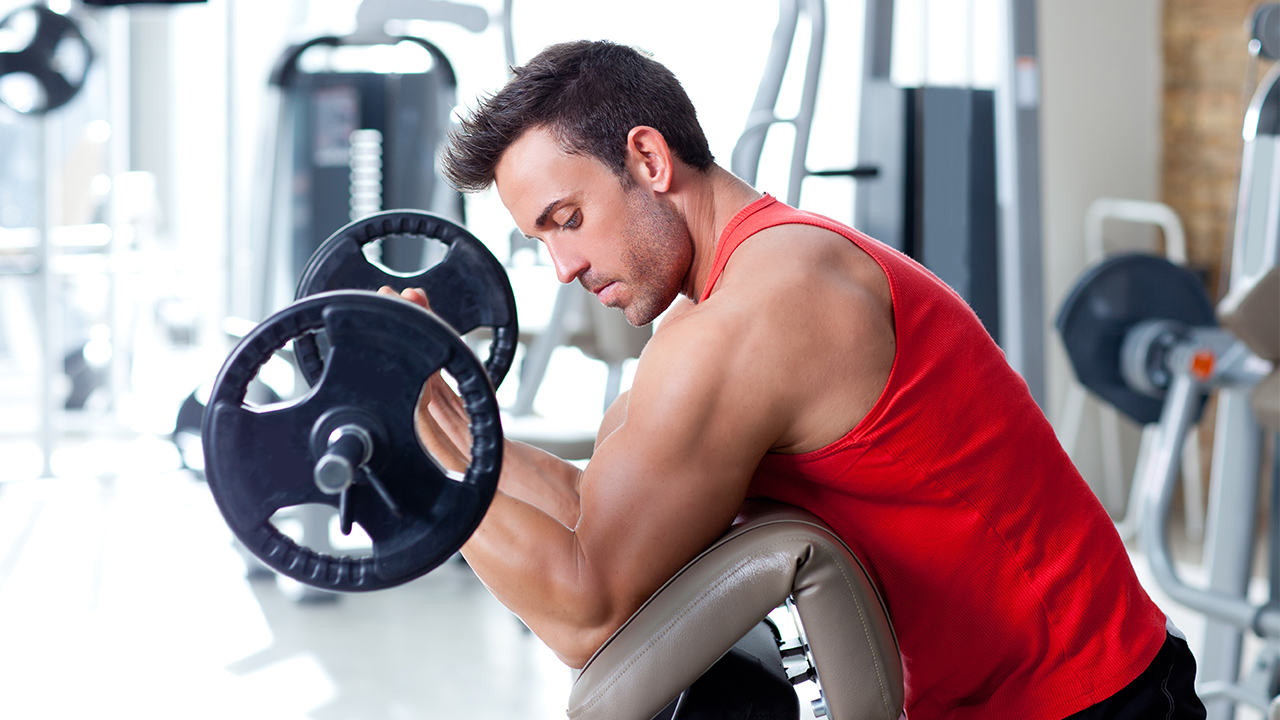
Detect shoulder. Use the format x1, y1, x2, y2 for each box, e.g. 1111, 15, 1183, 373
678, 220, 896, 452
702, 221, 893, 351
725, 222, 889, 302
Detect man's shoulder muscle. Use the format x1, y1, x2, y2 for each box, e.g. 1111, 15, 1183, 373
686, 221, 896, 453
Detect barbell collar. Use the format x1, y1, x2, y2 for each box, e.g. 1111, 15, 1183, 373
314, 424, 374, 495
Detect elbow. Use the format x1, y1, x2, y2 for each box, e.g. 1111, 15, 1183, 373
538, 587, 634, 669
552, 622, 622, 670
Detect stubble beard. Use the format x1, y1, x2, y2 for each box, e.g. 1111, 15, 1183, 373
616, 190, 693, 327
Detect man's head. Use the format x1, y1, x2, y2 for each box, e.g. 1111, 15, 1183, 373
440, 40, 714, 192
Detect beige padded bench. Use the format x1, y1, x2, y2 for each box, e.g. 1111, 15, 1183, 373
568, 501, 904, 720
1218, 265, 1279, 432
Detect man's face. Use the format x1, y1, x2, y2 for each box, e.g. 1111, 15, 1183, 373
494, 127, 693, 326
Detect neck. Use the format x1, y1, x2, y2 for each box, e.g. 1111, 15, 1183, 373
674, 164, 763, 301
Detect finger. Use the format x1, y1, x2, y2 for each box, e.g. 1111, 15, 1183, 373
416, 407, 470, 469
414, 381, 471, 469
424, 373, 471, 437
428, 380, 471, 448
377, 285, 399, 297
400, 287, 430, 309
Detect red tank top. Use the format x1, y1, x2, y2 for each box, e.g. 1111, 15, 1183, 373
702, 196, 1167, 720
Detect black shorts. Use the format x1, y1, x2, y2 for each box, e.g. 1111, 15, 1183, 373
1066, 632, 1206, 720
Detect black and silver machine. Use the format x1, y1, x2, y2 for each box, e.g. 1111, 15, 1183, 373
249, 3, 478, 321
1057, 9, 1280, 716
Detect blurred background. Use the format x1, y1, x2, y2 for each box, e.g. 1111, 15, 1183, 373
0, 0, 1275, 718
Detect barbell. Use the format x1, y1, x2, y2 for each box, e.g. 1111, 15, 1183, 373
203, 211, 516, 591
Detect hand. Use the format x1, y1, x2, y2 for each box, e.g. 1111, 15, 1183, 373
378, 286, 473, 473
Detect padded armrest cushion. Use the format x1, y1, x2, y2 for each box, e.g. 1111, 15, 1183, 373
1218, 265, 1278, 360
567, 501, 902, 720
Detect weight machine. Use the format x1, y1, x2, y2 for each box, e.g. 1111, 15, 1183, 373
853, 0, 1045, 404
1057, 9, 1280, 716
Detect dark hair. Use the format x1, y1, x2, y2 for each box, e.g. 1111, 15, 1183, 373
440, 40, 715, 192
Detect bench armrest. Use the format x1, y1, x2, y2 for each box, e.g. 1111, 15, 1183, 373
568, 501, 902, 720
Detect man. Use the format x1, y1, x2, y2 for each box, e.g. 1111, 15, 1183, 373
399, 40, 1204, 719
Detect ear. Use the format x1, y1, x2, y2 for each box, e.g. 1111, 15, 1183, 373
625, 126, 674, 193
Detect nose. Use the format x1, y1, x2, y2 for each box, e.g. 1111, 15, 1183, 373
546, 238, 589, 285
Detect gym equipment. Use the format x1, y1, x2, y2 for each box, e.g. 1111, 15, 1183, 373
731, 0, 877, 208
1058, 252, 1275, 712
293, 210, 518, 388
1056, 254, 1216, 426
1252, 3, 1280, 61
202, 285, 900, 717
1057, 37, 1280, 716
246, 8, 479, 323
853, 0, 1040, 385
0, 5, 93, 115
1057, 200, 1205, 541
202, 291, 501, 591
570, 502, 902, 720
1185, 35, 1280, 719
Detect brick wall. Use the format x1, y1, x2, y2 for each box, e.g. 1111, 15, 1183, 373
1162, 0, 1275, 295
1162, 0, 1276, 508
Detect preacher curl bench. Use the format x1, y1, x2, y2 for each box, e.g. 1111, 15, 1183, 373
569, 501, 902, 720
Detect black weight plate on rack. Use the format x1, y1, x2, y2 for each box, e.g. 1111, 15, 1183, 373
0, 6, 93, 115
294, 211, 518, 388
1055, 253, 1216, 425
202, 291, 502, 591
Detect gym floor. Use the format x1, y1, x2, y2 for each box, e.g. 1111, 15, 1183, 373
0, 433, 1263, 720
0, 438, 575, 720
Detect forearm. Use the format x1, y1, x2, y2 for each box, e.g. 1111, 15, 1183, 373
461, 491, 614, 667
497, 439, 583, 529
486, 392, 630, 528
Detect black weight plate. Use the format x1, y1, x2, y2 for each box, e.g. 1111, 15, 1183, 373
0, 6, 93, 115
294, 211, 518, 388
1056, 254, 1215, 425
202, 291, 502, 591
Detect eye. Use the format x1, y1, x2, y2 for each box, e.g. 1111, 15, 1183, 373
562, 209, 582, 230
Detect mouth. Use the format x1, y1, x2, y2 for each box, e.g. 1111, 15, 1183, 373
592, 281, 619, 305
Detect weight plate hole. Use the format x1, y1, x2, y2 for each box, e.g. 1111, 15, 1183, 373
269, 504, 374, 558
246, 348, 297, 407
361, 233, 449, 278
413, 368, 472, 483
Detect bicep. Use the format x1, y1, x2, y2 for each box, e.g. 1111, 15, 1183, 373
572, 333, 784, 618
594, 390, 629, 454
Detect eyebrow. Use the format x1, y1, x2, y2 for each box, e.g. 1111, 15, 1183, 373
534, 198, 566, 230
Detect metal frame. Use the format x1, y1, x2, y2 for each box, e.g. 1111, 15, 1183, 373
1057, 199, 1205, 542
995, 0, 1046, 407
1138, 61, 1280, 720
729, 0, 826, 207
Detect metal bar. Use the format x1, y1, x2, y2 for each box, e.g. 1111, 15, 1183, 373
105, 6, 132, 417
786, 0, 825, 207
511, 283, 582, 417
863, 0, 893, 81
1201, 389, 1265, 720
37, 118, 54, 479
1141, 373, 1265, 631
995, 0, 1045, 407
1197, 680, 1273, 713
807, 167, 879, 178
730, 0, 798, 185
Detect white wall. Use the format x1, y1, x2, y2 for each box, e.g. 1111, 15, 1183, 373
1038, 0, 1164, 502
